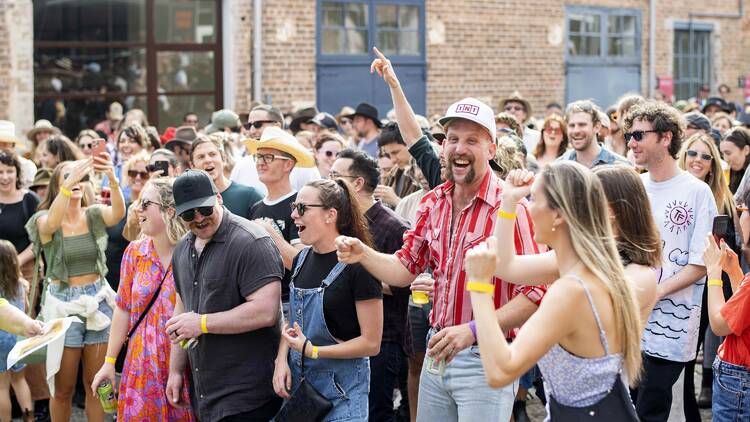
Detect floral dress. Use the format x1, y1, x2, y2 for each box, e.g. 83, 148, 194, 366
116, 238, 193, 421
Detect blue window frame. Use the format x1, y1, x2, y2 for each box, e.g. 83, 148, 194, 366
673, 22, 712, 101
565, 6, 641, 65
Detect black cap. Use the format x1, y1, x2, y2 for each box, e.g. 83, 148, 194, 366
344, 102, 383, 128
308, 112, 339, 131
684, 112, 711, 132
702, 97, 732, 114
173, 169, 218, 216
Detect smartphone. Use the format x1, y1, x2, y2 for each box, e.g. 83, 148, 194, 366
92, 138, 107, 158
712, 214, 731, 243
150, 160, 169, 177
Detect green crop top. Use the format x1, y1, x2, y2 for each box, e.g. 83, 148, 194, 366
25, 206, 109, 286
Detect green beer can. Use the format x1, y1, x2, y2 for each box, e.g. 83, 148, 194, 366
97, 380, 117, 414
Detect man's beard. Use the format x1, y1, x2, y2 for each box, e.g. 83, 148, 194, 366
445, 154, 477, 184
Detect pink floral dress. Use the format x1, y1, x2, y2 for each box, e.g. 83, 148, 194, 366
116, 238, 194, 421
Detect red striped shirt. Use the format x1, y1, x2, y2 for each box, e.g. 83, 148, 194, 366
395, 169, 545, 334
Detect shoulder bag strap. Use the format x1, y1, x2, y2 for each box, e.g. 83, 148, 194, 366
125, 265, 171, 341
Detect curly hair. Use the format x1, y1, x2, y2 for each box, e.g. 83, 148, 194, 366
494, 112, 523, 138
622, 100, 686, 159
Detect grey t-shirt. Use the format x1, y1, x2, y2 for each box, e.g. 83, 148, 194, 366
173, 208, 284, 421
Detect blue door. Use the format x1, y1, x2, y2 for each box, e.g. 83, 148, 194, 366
565, 7, 641, 108
316, 1, 426, 117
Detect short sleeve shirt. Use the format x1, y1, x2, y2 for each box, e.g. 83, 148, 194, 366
221, 181, 262, 220
718, 275, 750, 368
172, 209, 284, 422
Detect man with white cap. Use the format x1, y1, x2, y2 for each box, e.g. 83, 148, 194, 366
335, 47, 544, 422
246, 126, 315, 319
0, 121, 37, 189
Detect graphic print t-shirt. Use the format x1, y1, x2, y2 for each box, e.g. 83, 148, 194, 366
641, 171, 717, 362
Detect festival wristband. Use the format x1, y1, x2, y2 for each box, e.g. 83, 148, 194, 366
468, 320, 477, 340
311, 346, 319, 359
200, 314, 209, 334
497, 209, 516, 220
707, 278, 723, 288
466, 281, 495, 294
105, 356, 117, 365
60, 186, 73, 197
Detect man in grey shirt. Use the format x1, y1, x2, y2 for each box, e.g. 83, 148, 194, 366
165, 169, 284, 422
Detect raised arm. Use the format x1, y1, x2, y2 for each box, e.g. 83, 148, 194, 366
703, 235, 734, 336
94, 152, 126, 226
335, 236, 417, 287
371, 47, 422, 146
37, 158, 93, 237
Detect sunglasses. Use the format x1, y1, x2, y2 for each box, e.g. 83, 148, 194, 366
544, 127, 562, 135
624, 130, 661, 142
290, 202, 326, 216
62, 173, 90, 183
254, 153, 293, 165
79, 143, 93, 150
244, 120, 276, 130
127, 170, 150, 179
504, 105, 525, 112
139, 199, 164, 212
686, 150, 713, 161
319, 150, 340, 158
328, 171, 358, 180
179, 206, 214, 222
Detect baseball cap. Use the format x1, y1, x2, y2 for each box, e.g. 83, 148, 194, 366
684, 112, 711, 132
439, 98, 497, 142
173, 169, 218, 216
308, 112, 339, 131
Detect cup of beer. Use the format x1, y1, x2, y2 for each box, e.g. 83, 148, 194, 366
412, 291, 429, 305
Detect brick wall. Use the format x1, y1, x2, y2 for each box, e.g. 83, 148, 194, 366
0, 0, 34, 136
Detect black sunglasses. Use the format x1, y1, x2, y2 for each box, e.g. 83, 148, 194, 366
139, 199, 164, 212
128, 170, 150, 179
179, 206, 214, 222
624, 130, 661, 142
319, 150, 339, 158
686, 150, 713, 161
243, 120, 276, 130
63, 173, 90, 183
290, 202, 326, 216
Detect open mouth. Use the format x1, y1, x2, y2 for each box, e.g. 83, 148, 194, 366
296, 223, 307, 233
204, 165, 216, 174
193, 220, 210, 230
451, 158, 471, 170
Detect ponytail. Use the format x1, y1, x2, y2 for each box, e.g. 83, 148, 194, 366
307, 179, 373, 248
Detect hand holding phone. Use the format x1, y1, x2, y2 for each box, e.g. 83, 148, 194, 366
91, 138, 107, 158
712, 214, 731, 244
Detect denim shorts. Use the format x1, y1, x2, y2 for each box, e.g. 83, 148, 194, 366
47, 280, 113, 348
0, 330, 25, 372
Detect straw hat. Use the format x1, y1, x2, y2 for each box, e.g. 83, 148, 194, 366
244, 127, 315, 168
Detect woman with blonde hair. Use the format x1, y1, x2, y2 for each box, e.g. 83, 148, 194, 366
464, 161, 642, 419
91, 178, 194, 421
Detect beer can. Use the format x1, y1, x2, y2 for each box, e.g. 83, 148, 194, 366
96, 380, 117, 414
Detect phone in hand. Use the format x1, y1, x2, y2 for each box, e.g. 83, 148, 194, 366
148, 160, 169, 177
91, 138, 107, 158
712, 214, 731, 244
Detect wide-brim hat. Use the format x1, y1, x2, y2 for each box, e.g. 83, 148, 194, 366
289, 106, 319, 134
26, 119, 60, 141
30, 168, 51, 189
0, 120, 20, 144
499, 92, 532, 122
164, 126, 198, 149
343, 102, 384, 128
243, 127, 315, 168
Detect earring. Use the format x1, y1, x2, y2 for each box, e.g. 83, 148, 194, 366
325, 219, 331, 224
551, 225, 556, 232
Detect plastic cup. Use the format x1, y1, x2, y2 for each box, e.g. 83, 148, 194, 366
412, 291, 429, 305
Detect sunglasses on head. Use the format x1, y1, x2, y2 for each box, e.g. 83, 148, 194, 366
63, 173, 90, 183
128, 169, 150, 179
686, 150, 713, 161
624, 130, 661, 142
244, 120, 276, 130
179, 206, 214, 222
290, 202, 326, 216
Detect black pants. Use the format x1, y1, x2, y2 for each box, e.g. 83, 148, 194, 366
635, 355, 687, 422
217, 397, 283, 422
368, 341, 406, 422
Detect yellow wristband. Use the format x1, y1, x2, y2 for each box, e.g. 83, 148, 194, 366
707, 278, 723, 288
466, 281, 495, 294
200, 314, 208, 334
497, 209, 516, 220
104, 356, 117, 365
311, 346, 319, 359
60, 186, 72, 197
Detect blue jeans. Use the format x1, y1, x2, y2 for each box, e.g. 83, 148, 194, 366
712, 358, 750, 422
369, 341, 406, 422
416, 329, 517, 422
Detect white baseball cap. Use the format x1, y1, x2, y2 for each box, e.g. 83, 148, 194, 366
439, 98, 497, 143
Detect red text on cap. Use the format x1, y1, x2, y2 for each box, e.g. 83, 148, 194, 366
455, 104, 479, 115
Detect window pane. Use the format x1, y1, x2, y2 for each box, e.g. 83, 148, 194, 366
608, 36, 635, 56
399, 6, 419, 30
322, 2, 343, 26
347, 29, 368, 54
157, 51, 215, 92
34, 0, 146, 42
400, 32, 419, 55
154, 0, 216, 43
621, 16, 636, 35
377, 5, 398, 28
568, 35, 599, 56
158, 94, 214, 129
322, 28, 345, 54
570, 13, 600, 34
34, 96, 147, 139
346, 3, 368, 28
34, 47, 147, 94
378, 31, 398, 55
569, 16, 582, 33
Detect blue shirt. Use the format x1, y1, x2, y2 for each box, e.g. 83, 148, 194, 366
559, 145, 631, 168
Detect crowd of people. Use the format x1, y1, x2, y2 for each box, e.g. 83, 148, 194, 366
2, 46, 750, 422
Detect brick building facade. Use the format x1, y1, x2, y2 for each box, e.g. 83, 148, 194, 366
1, 0, 748, 138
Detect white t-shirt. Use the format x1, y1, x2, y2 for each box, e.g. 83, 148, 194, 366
522, 128, 540, 153
229, 155, 322, 195
640, 170, 717, 362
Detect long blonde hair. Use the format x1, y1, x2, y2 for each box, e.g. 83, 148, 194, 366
540, 161, 643, 385
678, 133, 737, 218
141, 178, 188, 245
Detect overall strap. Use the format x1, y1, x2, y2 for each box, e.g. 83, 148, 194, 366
291, 247, 312, 280
321, 262, 347, 288
568, 274, 610, 354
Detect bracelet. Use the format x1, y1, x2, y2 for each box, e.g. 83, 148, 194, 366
104, 356, 117, 365
60, 186, 73, 197
468, 320, 477, 340
200, 314, 208, 334
707, 278, 723, 288
466, 281, 495, 294
497, 209, 516, 220
311, 345, 319, 359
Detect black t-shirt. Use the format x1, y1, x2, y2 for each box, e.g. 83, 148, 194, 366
292, 250, 382, 341
105, 204, 130, 291
250, 192, 299, 302
0, 191, 40, 252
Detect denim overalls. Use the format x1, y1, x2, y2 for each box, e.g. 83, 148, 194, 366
287, 247, 370, 421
